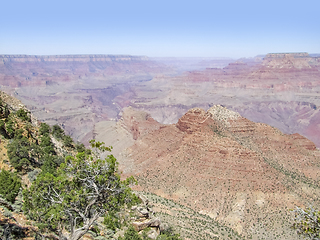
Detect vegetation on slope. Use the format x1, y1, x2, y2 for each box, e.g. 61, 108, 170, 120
0, 169, 21, 203
0, 94, 138, 239
23, 140, 138, 240
0, 93, 183, 240
139, 192, 245, 240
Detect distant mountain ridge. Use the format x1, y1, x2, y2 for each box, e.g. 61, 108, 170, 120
0, 52, 319, 149
0, 54, 149, 63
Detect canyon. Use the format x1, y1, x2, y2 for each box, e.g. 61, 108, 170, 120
0, 54, 234, 144
1, 53, 320, 239
0, 54, 172, 143
0, 53, 319, 148
129, 53, 320, 148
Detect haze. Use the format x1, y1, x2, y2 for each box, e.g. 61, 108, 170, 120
1, 0, 319, 58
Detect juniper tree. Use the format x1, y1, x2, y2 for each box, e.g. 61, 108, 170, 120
23, 140, 137, 240
0, 169, 21, 203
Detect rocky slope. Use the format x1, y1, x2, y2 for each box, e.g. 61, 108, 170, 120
116, 105, 320, 240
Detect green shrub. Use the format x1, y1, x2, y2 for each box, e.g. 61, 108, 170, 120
63, 135, 74, 148
292, 206, 320, 239
39, 135, 56, 155
27, 169, 41, 182
0, 169, 21, 203
7, 137, 33, 171
23, 141, 137, 240
5, 118, 16, 138
75, 142, 86, 153
157, 225, 183, 240
39, 122, 51, 136
40, 155, 63, 175
0, 119, 6, 135
119, 226, 142, 240
0, 98, 9, 118
52, 124, 65, 139
16, 109, 31, 122
103, 211, 121, 231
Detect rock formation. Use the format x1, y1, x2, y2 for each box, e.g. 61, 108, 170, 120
118, 105, 320, 239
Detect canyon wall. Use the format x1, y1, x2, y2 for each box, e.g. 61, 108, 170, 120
129, 53, 320, 147
0, 53, 319, 148
0, 54, 174, 143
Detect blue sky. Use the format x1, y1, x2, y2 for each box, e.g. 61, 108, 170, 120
1, 0, 319, 58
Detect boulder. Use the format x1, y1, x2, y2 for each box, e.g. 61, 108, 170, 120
132, 218, 161, 232
137, 207, 149, 218
146, 228, 159, 240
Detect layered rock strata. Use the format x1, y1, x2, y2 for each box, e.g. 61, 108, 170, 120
119, 106, 320, 239
130, 53, 320, 148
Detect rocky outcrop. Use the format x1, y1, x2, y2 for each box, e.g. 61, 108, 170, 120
0, 91, 39, 126
263, 53, 314, 69
132, 218, 161, 232
176, 108, 210, 134
0, 91, 26, 112
115, 194, 161, 239
207, 105, 241, 123
118, 107, 162, 140
119, 106, 320, 239
291, 133, 317, 150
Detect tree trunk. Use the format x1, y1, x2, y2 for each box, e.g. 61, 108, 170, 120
69, 229, 88, 240
58, 231, 68, 240
68, 214, 101, 240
